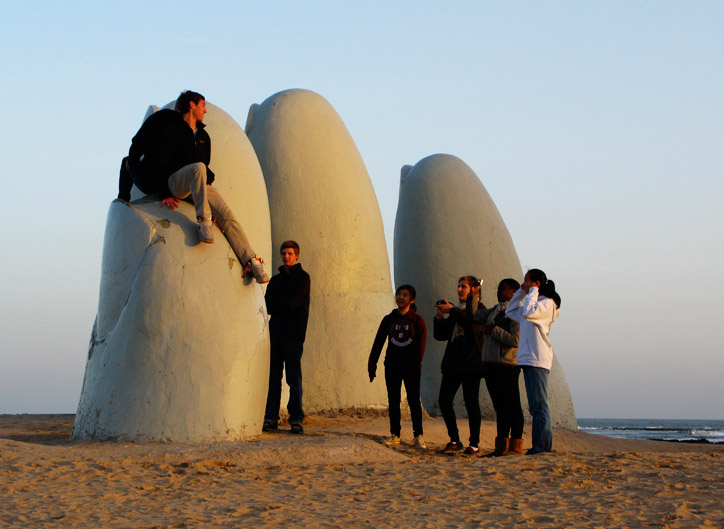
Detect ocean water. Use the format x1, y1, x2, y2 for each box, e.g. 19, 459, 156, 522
577, 418, 724, 444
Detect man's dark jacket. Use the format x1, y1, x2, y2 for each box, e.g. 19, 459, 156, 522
264, 263, 311, 342
121, 109, 215, 200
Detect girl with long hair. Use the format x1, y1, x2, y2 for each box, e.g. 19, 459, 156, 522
435, 276, 486, 455
505, 268, 561, 454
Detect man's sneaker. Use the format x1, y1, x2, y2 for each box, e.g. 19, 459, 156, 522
262, 420, 278, 432
290, 423, 304, 435
383, 435, 401, 445
463, 445, 480, 456
197, 219, 214, 244
413, 435, 427, 449
440, 441, 463, 453
247, 256, 269, 284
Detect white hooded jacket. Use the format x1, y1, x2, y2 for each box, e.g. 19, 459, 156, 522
505, 286, 559, 369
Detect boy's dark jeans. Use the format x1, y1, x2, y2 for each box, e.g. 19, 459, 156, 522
264, 335, 304, 424
385, 365, 423, 437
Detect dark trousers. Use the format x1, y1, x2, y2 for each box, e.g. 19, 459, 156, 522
484, 363, 524, 439
438, 372, 482, 447
264, 335, 304, 424
385, 365, 423, 437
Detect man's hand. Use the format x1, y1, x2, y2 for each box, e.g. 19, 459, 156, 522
161, 197, 180, 210
368, 366, 376, 382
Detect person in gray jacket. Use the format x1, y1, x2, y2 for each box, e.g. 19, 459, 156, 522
474, 278, 523, 456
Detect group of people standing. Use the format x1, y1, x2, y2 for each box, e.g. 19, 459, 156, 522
369, 270, 561, 456
120, 89, 561, 452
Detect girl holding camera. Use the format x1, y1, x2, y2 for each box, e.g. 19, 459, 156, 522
435, 275, 486, 455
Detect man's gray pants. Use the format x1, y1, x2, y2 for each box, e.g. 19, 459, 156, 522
167, 162, 255, 266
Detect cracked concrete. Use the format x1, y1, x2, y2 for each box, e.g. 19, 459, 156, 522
247, 89, 394, 413
73, 200, 271, 442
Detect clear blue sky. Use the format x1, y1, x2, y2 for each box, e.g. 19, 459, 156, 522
1, 1, 722, 418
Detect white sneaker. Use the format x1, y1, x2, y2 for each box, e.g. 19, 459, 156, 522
197, 219, 214, 243
383, 435, 401, 445
247, 256, 269, 284
414, 435, 427, 449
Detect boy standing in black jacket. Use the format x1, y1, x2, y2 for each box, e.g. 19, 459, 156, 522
368, 285, 427, 448
263, 241, 311, 434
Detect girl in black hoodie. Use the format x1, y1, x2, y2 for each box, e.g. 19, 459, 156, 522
435, 275, 486, 455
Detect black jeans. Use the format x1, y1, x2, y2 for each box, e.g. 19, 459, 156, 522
384, 364, 423, 437
264, 335, 304, 424
484, 364, 524, 439
438, 372, 482, 447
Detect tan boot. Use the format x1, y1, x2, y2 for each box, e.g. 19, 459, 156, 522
483, 436, 509, 457
494, 436, 509, 456
503, 438, 523, 456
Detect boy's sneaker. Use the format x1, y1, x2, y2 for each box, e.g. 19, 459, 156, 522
413, 435, 427, 449
383, 435, 401, 445
262, 420, 278, 432
197, 219, 214, 243
463, 445, 480, 456
441, 441, 463, 453
246, 256, 269, 284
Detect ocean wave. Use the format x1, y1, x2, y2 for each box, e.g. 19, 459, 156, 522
577, 420, 724, 443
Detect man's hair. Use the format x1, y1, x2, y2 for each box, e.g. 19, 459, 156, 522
175, 90, 205, 113
395, 284, 416, 300
499, 278, 520, 291
280, 240, 300, 255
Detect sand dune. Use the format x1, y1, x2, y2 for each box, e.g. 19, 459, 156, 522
0, 414, 721, 528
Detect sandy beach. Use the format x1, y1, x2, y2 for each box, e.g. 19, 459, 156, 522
0, 413, 721, 528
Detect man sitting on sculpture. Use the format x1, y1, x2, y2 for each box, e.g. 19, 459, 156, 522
118, 90, 268, 284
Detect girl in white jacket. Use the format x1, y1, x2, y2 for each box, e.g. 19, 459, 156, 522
505, 268, 561, 454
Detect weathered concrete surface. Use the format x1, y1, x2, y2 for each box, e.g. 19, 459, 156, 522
72, 200, 270, 441
246, 89, 393, 413
394, 154, 577, 429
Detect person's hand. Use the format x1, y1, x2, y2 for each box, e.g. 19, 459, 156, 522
435, 300, 453, 314
368, 370, 376, 382
124, 158, 130, 171
161, 197, 179, 210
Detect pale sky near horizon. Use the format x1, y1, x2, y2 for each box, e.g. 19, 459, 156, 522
1, 2, 722, 419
